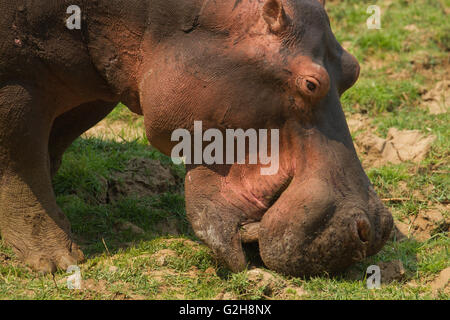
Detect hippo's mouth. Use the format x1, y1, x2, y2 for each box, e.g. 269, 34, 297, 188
238, 183, 372, 248
231, 171, 391, 276
238, 176, 294, 243
240, 221, 262, 243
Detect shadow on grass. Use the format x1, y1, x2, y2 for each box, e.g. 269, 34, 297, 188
54, 137, 192, 257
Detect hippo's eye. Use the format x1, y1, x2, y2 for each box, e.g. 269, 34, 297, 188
295, 76, 322, 98
306, 80, 316, 92
291, 60, 331, 101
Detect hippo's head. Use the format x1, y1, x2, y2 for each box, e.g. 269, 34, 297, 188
138, 0, 393, 276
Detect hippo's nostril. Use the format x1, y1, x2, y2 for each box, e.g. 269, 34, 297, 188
356, 218, 371, 243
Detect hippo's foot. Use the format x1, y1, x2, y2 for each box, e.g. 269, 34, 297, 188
18, 239, 84, 274
0, 206, 85, 274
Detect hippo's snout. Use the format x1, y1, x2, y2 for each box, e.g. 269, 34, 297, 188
253, 156, 393, 277
258, 202, 390, 276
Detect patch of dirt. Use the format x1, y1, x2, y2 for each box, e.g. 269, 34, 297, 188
246, 268, 285, 296
364, 57, 387, 71
409, 207, 449, 241
107, 157, 178, 202
0, 251, 24, 269
347, 113, 374, 134
390, 220, 409, 242
108, 266, 119, 273
82, 279, 147, 300
214, 291, 238, 300
429, 267, 450, 296
83, 279, 109, 292
410, 51, 446, 81
186, 266, 201, 278
404, 24, 419, 32
378, 260, 406, 284
421, 79, 449, 115
387, 68, 412, 81
391, 206, 449, 242
144, 269, 178, 282
282, 286, 307, 299
355, 128, 436, 167
151, 249, 178, 267
145, 265, 203, 299
363, 53, 402, 75
381, 128, 435, 164
357, 132, 386, 157
0, 252, 11, 264
340, 41, 352, 51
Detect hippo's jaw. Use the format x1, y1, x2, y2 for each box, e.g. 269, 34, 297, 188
184, 119, 393, 276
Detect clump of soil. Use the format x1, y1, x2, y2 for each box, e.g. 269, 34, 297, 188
347, 113, 437, 167
214, 291, 238, 300
246, 268, 285, 296
391, 206, 449, 242
421, 79, 449, 115
144, 269, 177, 282
355, 128, 436, 167
346, 261, 407, 283
378, 260, 406, 284
390, 221, 409, 242
83, 278, 109, 292
80, 278, 146, 300
347, 113, 374, 133
429, 267, 450, 295
282, 286, 307, 299
408, 208, 449, 241
151, 249, 178, 267
107, 158, 178, 202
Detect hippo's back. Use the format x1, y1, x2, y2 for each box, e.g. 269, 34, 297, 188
0, 0, 115, 103
0, 0, 22, 80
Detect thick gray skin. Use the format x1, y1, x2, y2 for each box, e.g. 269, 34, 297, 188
0, 0, 393, 275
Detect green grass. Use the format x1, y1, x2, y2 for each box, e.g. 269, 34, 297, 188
0, 0, 448, 300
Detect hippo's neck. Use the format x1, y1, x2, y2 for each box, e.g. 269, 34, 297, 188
83, 0, 207, 114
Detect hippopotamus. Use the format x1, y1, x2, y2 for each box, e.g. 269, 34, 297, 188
0, 0, 393, 276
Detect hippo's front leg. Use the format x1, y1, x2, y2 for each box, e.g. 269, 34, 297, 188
185, 165, 248, 272
0, 84, 84, 273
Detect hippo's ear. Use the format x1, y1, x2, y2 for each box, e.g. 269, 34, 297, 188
262, 0, 288, 33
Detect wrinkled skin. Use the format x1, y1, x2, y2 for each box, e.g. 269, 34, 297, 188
0, 0, 393, 276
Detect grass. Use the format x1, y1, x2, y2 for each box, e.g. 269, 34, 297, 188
0, 0, 448, 300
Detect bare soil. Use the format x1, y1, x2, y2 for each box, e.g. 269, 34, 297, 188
349, 113, 437, 167
107, 157, 178, 203
393, 205, 449, 242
